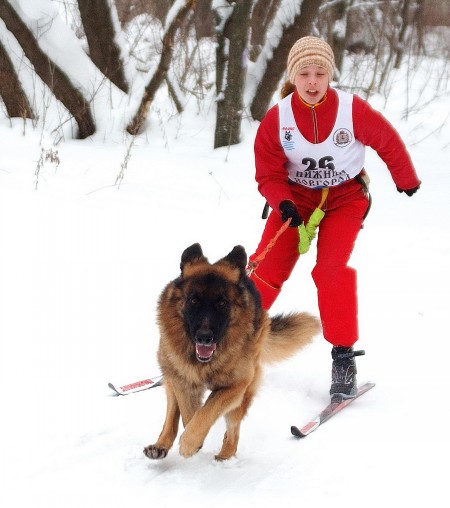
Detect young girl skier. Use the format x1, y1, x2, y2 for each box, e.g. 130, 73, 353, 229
248, 36, 421, 401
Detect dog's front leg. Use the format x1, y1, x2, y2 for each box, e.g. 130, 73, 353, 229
216, 366, 262, 460
144, 381, 180, 459
179, 383, 247, 458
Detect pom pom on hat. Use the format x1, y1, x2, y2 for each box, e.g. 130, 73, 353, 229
287, 36, 335, 83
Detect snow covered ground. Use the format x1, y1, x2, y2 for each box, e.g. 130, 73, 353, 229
1, 31, 449, 508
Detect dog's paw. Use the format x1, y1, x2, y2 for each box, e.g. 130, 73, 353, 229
143, 444, 169, 459
179, 432, 203, 458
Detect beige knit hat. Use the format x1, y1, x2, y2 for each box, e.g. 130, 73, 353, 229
287, 36, 335, 83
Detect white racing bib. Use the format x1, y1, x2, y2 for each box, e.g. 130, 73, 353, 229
279, 89, 365, 188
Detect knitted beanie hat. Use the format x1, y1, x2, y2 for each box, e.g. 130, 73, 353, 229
287, 36, 335, 83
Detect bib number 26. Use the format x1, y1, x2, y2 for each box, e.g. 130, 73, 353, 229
302, 156, 335, 171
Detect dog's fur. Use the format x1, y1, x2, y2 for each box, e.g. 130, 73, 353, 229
143, 244, 321, 461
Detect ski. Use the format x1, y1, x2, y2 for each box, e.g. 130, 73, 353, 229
108, 375, 163, 395
291, 382, 375, 438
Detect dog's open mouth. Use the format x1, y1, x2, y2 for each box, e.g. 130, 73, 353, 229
195, 343, 216, 362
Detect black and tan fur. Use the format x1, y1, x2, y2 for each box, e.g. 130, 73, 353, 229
143, 244, 321, 461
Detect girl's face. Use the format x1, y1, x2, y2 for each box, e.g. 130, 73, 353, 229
293, 65, 329, 105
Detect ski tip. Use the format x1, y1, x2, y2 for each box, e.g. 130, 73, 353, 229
291, 419, 319, 438
291, 425, 306, 438
291, 425, 315, 439
108, 382, 121, 395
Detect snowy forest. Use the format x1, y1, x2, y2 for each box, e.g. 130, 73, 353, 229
1, 0, 449, 147
1, 1, 450, 507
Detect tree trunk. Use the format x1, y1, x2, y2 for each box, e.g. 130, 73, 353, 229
0, 39, 34, 119
394, 0, 412, 69
127, 0, 194, 135
0, 0, 95, 138
413, 0, 425, 54
328, 0, 348, 73
78, 0, 129, 93
249, 0, 281, 61
249, 0, 323, 121
214, 0, 253, 149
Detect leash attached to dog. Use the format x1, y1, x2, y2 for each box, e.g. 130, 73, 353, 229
249, 188, 329, 275
246, 218, 292, 276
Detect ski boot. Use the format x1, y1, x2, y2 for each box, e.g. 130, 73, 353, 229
330, 346, 365, 403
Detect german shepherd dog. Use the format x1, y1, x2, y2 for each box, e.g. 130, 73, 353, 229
143, 244, 320, 461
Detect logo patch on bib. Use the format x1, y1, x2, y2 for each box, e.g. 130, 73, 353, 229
282, 129, 295, 150
333, 128, 352, 147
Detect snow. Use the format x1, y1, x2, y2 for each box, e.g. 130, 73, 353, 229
1, 6, 450, 508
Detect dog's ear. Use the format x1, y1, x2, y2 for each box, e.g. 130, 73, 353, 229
222, 245, 247, 272
180, 243, 207, 272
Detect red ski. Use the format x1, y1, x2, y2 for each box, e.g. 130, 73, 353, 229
108, 375, 163, 395
291, 382, 375, 438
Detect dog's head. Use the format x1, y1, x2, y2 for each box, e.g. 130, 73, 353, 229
176, 243, 257, 363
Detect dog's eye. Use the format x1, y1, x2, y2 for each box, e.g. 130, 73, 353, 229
189, 296, 199, 305
216, 298, 228, 308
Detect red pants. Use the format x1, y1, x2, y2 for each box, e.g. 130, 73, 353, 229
249, 179, 369, 348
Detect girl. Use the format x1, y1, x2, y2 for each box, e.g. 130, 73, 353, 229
248, 36, 421, 401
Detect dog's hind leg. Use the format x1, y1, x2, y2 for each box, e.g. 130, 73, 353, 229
143, 381, 180, 459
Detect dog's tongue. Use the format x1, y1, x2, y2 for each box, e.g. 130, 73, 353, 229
196, 343, 216, 360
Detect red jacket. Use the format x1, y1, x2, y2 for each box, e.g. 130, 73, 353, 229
254, 87, 421, 211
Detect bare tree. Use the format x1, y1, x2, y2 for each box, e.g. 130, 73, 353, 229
0, 39, 33, 119
78, 0, 129, 92
317, 0, 348, 72
249, 0, 323, 121
0, 0, 95, 138
214, 0, 253, 148
1, 0, 444, 146
249, 0, 281, 61
394, 0, 414, 69
116, 0, 174, 25
414, 0, 426, 54
127, 0, 195, 135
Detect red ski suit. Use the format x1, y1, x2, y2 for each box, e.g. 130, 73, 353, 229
249, 88, 420, 348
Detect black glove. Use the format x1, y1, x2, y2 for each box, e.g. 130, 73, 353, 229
279, 200, 303, 227
397, 184, 420, 197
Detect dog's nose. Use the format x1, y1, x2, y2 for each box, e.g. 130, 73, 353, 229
195, 329, 214, 345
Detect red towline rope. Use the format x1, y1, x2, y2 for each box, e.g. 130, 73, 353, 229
246, 217, 292, 275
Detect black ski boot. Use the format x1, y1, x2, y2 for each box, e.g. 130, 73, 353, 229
330, 346, 365, 403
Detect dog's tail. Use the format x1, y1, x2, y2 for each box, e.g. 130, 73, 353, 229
261, 312, 321, 364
